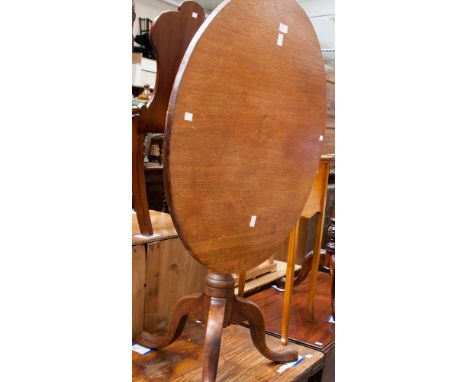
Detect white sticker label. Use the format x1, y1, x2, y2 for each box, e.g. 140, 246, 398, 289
192, 12, 198, 18
319, 135, 324, 141
134, 234, 160, 239
132, 344, 152, 355
277, 356, 304, 374
277, 33, 284, 46
249, 215, 257, 228
279, 23, 289, 34
184, 112, 193, 122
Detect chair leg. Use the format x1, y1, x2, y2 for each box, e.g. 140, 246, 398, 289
132, 116, 153, 236
307, 212, 326, 321
237, 271, 246, 297
280, 220, 300, 345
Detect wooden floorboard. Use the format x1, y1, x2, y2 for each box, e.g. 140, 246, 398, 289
248, 271, 335, 351
133, 322, 324, 381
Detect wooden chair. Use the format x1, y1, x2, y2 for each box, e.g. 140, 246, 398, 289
280, 154, 334, 345
133, 1, 205, 236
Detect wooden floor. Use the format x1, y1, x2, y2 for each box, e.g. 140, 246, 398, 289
132, 269, 335, 381
133, 322, 324, 381
248, 271, 335, 351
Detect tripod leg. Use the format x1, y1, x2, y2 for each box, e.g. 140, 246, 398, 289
233, 298, 298, 363
202, 298, 226, 382
136, 293, 203, 349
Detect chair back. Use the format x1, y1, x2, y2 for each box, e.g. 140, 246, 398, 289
140, 1, 206, 133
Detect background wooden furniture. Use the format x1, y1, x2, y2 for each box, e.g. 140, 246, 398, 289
133, 114, 153, 236
132, 211, 207, 340
137, 0, 327, 380
144, 163, 165, 212
133, 322, 325, 382
249, 272, 335, 382
235, 256, 276, 297
139, 1, 205, 134
281, 155, 334, 345
133, 1, 205, 236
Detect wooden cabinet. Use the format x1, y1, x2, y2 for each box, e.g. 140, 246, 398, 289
132, 211, 207, 339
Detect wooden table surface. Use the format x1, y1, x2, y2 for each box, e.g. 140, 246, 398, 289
163, 0, 327, 274
132, 210, 178, 245
133, 322, 324, 381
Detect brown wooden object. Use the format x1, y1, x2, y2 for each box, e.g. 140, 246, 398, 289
137, 0, 326, 380
281, 155, 333, 344
140, 1, 206, 134
138, 274, 298, 381
144, 238, 207, 332
133, 1, 205, 235
132, 210, 177, 246
249, 272, 335, 351
133, 114, 153, 235
248, 272, 335, 381
133, 322, 324, 381
235, 256, 276, 296
237, 271, 246, 297
133, 245, 146, 340
165, 0, 326, 273
305, 158, 333, 322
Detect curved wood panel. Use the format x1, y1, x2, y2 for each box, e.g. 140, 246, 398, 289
300, 156, 333, 218
140, 1, 206, 134
165, 0, 327, 273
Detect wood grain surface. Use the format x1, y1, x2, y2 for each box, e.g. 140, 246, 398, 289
133, 322, 324, 381
132, 211, 178, 246
133, 114, 153, 236
164, 0, 327, 273
249, 272, 335, 351
140, 1, 206, 134
144, 239, 208, 332
301, 157, 332, 218
133, 245, 147, 339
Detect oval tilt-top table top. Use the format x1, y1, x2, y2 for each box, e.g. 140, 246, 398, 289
164, 0, 327, 273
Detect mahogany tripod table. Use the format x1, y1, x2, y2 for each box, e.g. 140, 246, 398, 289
134, 322, 324, 381
136, 0, 327, 380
